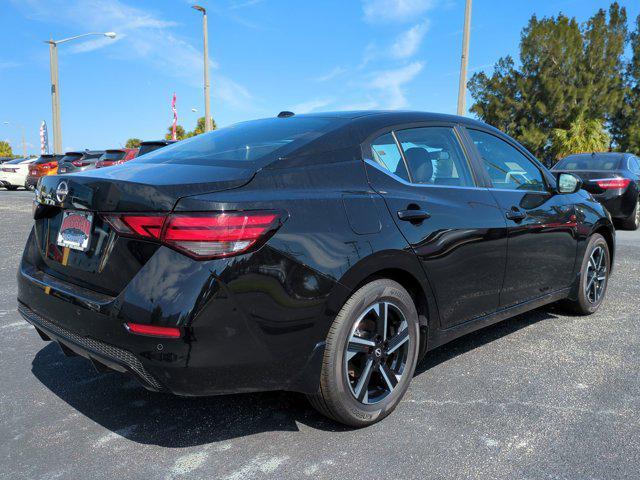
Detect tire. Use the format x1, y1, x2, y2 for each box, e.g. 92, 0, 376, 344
307, 279, 420, 427
5, 185, 18, 191
562, 233, 610, 315
26, 184, 35, 191
621, 198, 640, 231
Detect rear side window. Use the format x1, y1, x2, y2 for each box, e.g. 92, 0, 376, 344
395, 127, 474, 186
628, 156, 640, 174
468, 129, 546, 192
370, 133, 410, 181
136, 117, 344, 167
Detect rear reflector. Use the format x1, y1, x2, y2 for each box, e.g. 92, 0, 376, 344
595, 178, 631, 189
125, 322, 181, 338
104, 211, 283, 259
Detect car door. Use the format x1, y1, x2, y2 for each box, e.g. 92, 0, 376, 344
364, 124, 508, 329
463, 128, 578, 308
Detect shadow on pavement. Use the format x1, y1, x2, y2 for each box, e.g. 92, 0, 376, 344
30, 306, 559, 447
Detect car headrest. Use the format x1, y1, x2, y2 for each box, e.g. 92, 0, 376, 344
404, 147, 433, 182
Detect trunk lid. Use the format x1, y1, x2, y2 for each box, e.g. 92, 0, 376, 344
32, 162, 255, 294
37, 162, 255, 212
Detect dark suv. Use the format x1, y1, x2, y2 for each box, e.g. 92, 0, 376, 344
57, 150, 105, 174
18, 112, 615, 426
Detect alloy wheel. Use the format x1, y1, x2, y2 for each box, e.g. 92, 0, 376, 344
585, 245, 607, 304
344, 302, 410, 405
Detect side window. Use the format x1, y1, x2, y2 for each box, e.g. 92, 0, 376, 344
370, 133, 410, 181
628, 156, 640, 175
468, 129, 547, 192
394, 127, 474, 186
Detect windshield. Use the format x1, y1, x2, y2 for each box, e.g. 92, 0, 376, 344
555, 155, 621, 171
137, 144, 166, 156
101, 151, 126, 161
136, 117, 343, 167
60, 153, 83, 163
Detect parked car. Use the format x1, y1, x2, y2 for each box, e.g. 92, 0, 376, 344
95, 148, 139, 169
0, 157, 37, 190
136, 139, 176, 157
25, 154, 64, 190
552, 152, 640, 230
57, 150, 105, 175
0, 157, 14, 164
18, 111, 615, 427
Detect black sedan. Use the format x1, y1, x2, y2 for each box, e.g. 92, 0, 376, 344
18, 111, 615, 426
552, 152, 640, 230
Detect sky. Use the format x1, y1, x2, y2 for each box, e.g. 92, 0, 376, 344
1, 0, 639, 155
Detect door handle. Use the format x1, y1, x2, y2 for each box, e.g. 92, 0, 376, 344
398, 209, 431, 222
505, 208, 526, 222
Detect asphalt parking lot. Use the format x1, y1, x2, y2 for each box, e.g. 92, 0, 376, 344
1, 189, 639, 480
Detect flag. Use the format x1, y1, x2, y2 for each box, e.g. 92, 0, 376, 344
40, 121, 49, 154
171, 92, 178, 141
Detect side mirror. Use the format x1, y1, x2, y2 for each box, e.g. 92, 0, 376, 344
556, 172, 582, 194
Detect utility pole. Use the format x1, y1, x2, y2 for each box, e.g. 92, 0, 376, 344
193, 5, 212, 132
48, 40, 62, 154
45, 32, 116, 154
456, 0, 472, 116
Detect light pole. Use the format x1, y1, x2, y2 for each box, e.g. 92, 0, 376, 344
192, 5, 212, 132
456, 0, 472, 116
45, 32, 117, 153
3, 121, 27, 158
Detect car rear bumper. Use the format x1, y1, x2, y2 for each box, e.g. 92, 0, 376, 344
593, 190, 637, 220
18, 302, 165, 391
17, 238, 330, 396
25, 175, 39, 188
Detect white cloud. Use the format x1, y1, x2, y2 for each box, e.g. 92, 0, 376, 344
367, 61, 424, 109
315, 67, 346, 82
290, 98, 334, 114
13, 0, 251, 109
362, 0, 437, 24
391, 22, 429, 59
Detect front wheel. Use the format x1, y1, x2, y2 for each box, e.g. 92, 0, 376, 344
562, 233, 610, 315
307, 279, 420, 427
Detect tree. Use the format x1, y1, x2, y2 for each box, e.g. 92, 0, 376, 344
551, 116, 610, 159
469, 3, 628, 163
125, 138, 141, 149
612, 14, 640, 152
165, 124, 187, 141
0, 141, 13, 157
164, 116, 216, 141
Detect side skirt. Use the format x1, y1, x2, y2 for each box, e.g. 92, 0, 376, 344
426, 288, 571, 351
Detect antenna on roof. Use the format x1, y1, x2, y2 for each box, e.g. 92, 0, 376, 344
278, 111, 295, 118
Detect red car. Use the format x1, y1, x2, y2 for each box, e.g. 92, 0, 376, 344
95, 148, 139, 169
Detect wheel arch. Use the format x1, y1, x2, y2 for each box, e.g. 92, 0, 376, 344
330, 250, 438, 359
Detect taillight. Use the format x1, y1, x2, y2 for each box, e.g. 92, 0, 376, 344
40, 161, 57, 170
72, 160, 90, 167
125, 322, 181, 338
103, 211, 283, 259
595, 178, 631, 190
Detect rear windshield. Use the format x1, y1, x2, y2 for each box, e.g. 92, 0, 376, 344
101, 151, 126, 161
60, 153, 83, 163
137, 144, 166, 157
84, 152, 104, 160
135, 117, 344, 167
555, 155, 621, 171
35, 156, 61, 164
5, 158, 25, 165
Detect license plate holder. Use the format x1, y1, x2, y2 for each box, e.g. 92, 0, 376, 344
56, 210, 94, 252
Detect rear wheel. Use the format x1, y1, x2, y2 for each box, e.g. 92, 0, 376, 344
621, 198, 640, 231
5, 185, 18, 191
307, 279, 420, 427
562, 233, 610, 315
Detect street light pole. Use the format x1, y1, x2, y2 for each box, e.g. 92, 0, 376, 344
193, 5, 212, 132
456, 0, 472, 116
45, 32, 116, 154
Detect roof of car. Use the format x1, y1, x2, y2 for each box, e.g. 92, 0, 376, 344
295, 110, 489, 126
140, 140, 176, 146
